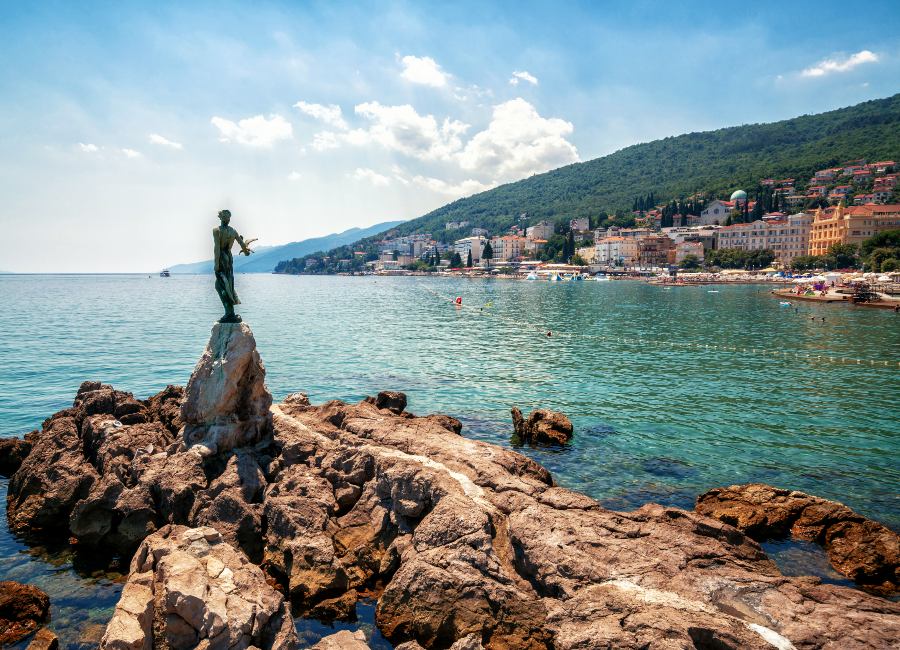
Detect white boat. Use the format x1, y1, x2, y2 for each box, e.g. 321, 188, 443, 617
549, 273, 562, 282
525, 271, 538, 281
159, 269, 171, 277
595, 274, 610, 282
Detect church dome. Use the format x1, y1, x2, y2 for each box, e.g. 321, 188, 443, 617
730, 189, 747, 202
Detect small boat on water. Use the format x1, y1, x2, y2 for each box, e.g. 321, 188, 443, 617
595, 274, 610, 282
525, 271, 538, 281
549, 272, 563, 282
159, 269, 171, 277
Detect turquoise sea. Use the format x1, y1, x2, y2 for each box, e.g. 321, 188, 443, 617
1, 273, 898, 648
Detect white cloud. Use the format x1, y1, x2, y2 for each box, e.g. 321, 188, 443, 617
121, 148, 142, 158
148, 133, 183, 150
210, 114, 293, 147
399, 55, 448, 87
352, 101, 468, 160
311, 131, 341, 151
78, 143, 98, 153
293, 101, 348, 130
801, 50, 879, 77
287, 171, 302, 181
350, 167, 391, 187
456, 98, 579, 180
411, 175, 493, 198
509, 70, 538, 86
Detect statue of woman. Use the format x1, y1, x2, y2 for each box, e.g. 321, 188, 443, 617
213, 209, 255, 322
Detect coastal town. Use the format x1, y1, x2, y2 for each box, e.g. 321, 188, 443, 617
287, 159, 900, 285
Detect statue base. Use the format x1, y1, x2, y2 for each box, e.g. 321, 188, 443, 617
219, 314, 243, 323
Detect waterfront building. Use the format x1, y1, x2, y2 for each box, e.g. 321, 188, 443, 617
661, 225, 719, 251
715, 220, 769, 252
453, 236, 486, 263
489, 235, 527, 262
525, 221, 554, 240
808, 203, 900, 256
674, 241, 704, 264
525, 238, 547, 256
637, 235, 673, 268
575, 245, 596, 264
595, 236, 638, 266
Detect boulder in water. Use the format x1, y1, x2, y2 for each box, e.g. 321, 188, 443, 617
0, 581, 50, 645
697, 483, 899, 596
0, 436, 32, 476
511, 406, 573, 444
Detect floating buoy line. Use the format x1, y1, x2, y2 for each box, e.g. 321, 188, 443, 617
418, 284, 899, 368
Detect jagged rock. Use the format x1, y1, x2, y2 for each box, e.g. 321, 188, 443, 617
99, 525, 297, 650
7, 414, 99, 535
0, 581, 50, 645
267, 399, 899, 649
511, 406, 573, 444
191, 448, 267, 562
10, 333, 900, 649
311, 629, 369, 649
181, 323, 272, 455
421, 414, 463, 435
365, 391, 407, 414
697, 483, 899, 596
27, 627, 59, 650
0, 436, 32, 476
143, 384, 185, 434
283, 392, 310, 407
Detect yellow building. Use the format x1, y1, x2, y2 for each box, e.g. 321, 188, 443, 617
808, 202, 900, 256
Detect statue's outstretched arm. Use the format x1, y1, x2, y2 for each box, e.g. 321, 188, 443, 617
237, 233, 257, 256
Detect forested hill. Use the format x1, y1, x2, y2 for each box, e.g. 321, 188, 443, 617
276, 93, 900, 272
410, 93, 900, 233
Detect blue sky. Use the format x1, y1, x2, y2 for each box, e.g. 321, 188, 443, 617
1, 0, 898, 271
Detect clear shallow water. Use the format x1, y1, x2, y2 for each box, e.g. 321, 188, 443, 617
1, 273, 898, 647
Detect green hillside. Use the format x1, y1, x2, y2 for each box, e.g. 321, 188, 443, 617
276, 93, 900, 273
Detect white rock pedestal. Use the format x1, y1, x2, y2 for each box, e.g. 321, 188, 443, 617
181, 322, 272, 455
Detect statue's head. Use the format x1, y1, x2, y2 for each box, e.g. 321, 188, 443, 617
218, 209, 231, 225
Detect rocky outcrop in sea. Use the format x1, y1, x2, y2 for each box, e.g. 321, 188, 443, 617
3, 321, 899, 648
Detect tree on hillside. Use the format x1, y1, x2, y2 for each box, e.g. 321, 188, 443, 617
860, 229, 900, 269
466, 250, 473, 267
450, 251, 463, 268
679, 254, 701, 270
826, 243, 859, 270
483, 241, 493, 267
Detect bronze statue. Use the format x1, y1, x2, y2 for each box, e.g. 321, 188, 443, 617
213, 209, 256, 322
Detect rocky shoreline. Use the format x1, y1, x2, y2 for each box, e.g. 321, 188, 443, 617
1, 321, 898, 648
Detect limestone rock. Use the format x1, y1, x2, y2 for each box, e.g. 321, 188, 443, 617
99, 525, 297, 650
0, 581, 50, 645
27, 627, 59, 650
697, 483, 899, 596
181, 323, 272, 455
267, 399, 899, 649
0, 436, 32, 476
511, 406, 573, 444
311, 629, 369, 649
